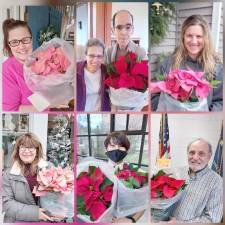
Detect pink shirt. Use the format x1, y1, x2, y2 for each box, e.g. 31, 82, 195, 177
2, 56, 33, 111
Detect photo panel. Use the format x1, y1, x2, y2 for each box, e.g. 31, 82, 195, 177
1, 3, 75, 113
2, 113, 74, 222
76, 113, 149, 223
150, 1, 223, 112
76, 1, 149, 112
150, 113, 223, 223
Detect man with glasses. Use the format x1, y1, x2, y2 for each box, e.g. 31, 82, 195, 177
105, 10, 147, 64
76, 38, 110, 111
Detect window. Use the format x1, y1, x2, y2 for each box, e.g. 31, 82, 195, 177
77, 114, 149, 167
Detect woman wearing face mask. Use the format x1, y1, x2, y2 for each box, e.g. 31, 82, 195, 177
2, 19, 37, 112
2, 133, 58, 222
104, 132, 145, 223
151, 15, 223, 111
76, 38, 110, 111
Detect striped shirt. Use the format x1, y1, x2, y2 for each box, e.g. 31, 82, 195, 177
172, 166, 223, 223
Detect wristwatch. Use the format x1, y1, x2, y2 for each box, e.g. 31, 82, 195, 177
126, 216, 136, 223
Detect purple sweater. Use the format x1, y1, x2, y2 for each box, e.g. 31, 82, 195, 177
2, 56, 33, 111
76, 61, 110, 111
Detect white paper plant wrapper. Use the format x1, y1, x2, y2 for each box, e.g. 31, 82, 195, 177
24, 37, 74, 111
40, 191, 74, 218
157, 93, 209, 112
76, 158, 117, 223
113, 182, 149, 217
109, 87, 148, 111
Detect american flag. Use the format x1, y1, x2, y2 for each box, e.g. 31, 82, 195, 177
159, 114, 171, 159
211, 124, 223, 177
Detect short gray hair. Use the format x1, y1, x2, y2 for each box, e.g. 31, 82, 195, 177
187, 138, 212, 155
84, 38, 105, 55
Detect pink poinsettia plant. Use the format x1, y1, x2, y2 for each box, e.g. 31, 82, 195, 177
77, 166, 114, 221
104, 52, 148, 92
31, 46, 70, 76
151, 69, 219, 102
33, 166, 74, 196
115, 163, 148, 189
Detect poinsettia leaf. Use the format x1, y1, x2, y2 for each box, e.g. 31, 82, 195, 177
137, 171, 148, 177
77, 171, 87, 179
121, 179, 134, 188
210, 80, 221, 87
129, 164, 138, 171
100, 177, 113, 191
88, 166, 97, 176
76, 196, 86, 215
128, 176, 141, 188
156, 189, 163, 197
152, 169, 166, 179
155, 74, 165, 81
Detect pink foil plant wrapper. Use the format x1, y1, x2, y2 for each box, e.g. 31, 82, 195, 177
31, 46, 70, 76
150, 69, 212, 101
33, 166, 74, 196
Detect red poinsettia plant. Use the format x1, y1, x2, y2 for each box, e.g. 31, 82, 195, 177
104, 52, 148, 92
151, 170, 187, 199
76, 166, 114, 221
115, 163, 148, 189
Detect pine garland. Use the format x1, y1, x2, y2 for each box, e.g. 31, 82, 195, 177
150, 2, 175, 45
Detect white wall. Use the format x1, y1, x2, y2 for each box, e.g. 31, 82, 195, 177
151, 113, 223, 170
29, 114, 48, 154
112, 2, 149, 52
76, 4, 88, 46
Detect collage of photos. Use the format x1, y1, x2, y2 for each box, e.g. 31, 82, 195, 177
0, 0, 224, 224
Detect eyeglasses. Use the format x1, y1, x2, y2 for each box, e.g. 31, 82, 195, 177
87, 54, 104, 60
19, 146, 36, 152
8, 37, 32, 47
115, 24, 133, 31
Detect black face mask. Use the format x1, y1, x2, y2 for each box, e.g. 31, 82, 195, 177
105, 149, 127, 163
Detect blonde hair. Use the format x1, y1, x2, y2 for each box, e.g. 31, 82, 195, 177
172, 15, 221, 81
11, 133, 44, 175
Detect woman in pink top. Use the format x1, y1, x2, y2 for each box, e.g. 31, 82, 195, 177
2, 19, 37, 112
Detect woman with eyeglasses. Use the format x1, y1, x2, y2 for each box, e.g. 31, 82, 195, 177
2, 133, 58, 222
2, 19, 38, 112
76, 38, 110, 111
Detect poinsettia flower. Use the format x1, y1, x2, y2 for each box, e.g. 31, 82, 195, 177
105, 51, 148, 92
162, 185, 177, 198
31, 46, 70, 76
168, 177, 185, 189
118, 73, 135, 88
113, 60, 128, 74
89, 200, 107, 221
131, 62, 148, 77
117, 170, 131, 180
102, 185, 113, 202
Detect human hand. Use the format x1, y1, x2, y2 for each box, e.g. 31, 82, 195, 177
112, 216, 133, 223
168, 217, 177, 223
38, 208, 53, 221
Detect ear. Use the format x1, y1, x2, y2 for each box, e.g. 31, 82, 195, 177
111, 27, 115, 35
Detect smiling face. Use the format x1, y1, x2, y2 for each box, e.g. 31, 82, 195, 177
183, 25, 204, 60
113, 11, 133, 50
8, 26, 32, 64
85, 45, 104, 73
187, 139, 211, 172
19, 146, 37, 164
